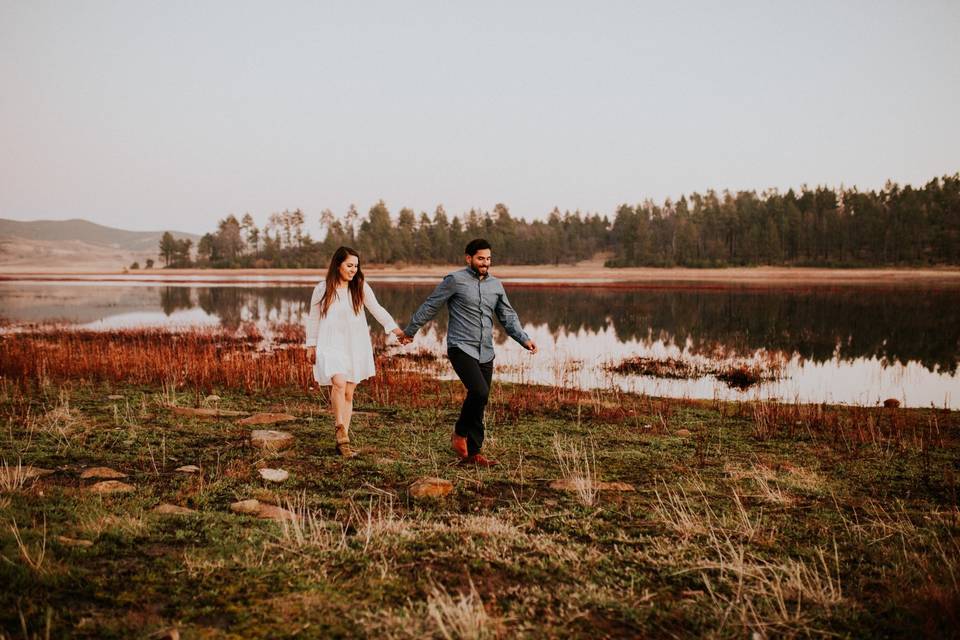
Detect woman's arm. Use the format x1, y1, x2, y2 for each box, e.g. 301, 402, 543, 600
304, 282, 325, 347
363, 282, 400, 333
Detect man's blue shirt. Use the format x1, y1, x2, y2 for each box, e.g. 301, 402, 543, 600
404, 267, 530, 363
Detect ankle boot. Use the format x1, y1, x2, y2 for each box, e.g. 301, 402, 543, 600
335, 423, 358, 458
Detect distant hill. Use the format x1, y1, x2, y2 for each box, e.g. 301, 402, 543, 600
0, 218, 198, 252
0, 218, 200, 271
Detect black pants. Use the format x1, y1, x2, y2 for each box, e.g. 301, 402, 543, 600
448, 347, 494, 455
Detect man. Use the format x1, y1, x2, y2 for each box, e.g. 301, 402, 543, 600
404, 238, 537, 466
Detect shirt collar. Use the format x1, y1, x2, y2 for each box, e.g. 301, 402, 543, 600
465, 266, 488, 281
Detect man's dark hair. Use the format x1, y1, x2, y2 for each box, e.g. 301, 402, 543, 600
464, 238, 492, 256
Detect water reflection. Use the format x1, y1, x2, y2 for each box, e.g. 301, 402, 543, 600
1, 281, 958, 407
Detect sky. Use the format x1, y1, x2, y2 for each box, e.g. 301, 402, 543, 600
1, 0, 958, 236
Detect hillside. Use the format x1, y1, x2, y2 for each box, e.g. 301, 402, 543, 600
0, 218, 198, 252
0, 218, 199, 270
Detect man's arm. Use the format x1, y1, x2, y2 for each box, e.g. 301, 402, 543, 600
494, 288, 536, 352
404, 275, 457, 337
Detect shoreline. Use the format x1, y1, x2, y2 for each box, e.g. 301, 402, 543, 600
3, 265, 960, 287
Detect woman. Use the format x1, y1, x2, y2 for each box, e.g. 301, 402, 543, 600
305, 246, 408, 457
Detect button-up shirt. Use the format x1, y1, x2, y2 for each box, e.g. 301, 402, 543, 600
404, 267, 530, 363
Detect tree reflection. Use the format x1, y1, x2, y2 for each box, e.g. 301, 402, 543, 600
161, 283, 960, 373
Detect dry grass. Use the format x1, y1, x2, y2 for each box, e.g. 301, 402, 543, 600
552, 434, 599, 507
7, 515, 47, 573
279, 492, 348, 552
0, 458, 29, 493
699, 540, 843, 634
427, 580, 497, 640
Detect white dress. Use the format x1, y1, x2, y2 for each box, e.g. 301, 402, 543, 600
304, 281, 399, 385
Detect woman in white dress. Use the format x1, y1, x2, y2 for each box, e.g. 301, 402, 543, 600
305, 246, 409, 457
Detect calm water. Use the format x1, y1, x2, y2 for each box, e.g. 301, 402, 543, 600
2, 279, 959, 408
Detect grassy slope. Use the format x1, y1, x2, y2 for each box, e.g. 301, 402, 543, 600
1, 381, 958, 639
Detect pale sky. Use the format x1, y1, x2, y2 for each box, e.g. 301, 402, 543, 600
1, 0, 958, 236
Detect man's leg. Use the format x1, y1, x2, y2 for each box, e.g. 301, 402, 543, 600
477, 357, 494, 450
448, 348, 491, 456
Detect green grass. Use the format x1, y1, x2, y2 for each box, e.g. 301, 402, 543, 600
1, 380, 958, 638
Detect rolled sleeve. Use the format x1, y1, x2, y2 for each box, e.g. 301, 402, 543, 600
494, 289, 530, 346
404, 274, 456, 336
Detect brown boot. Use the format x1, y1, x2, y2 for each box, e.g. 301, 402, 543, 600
335, 423, 358, 459
451, 432, 468, 460
460, 453, 499, 467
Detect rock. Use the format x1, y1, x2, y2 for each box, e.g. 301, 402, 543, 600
106, 394, 124, 400
409, 477, 454, 499
152, 503, 197, 515
238, 413, 297, 426
168, 406, 247, 418
550, 479, 635, 492
57, 535, 94, 548
229, 499, 296, 521
675, 429, 692, 437
1, 464, 54, 484
257, 503, 298, 521
598, 481, 636, 492
883, 398, 901, 408
85, 480, 135, 494
230, 499, 262, 515
258, 468, 289, 482
80, 467, 127, 480
175, 465, 201, 473
250, 430, 295, 451
204, 395, 221, 403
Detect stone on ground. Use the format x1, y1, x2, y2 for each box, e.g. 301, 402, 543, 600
258, 468, 289, 482
169, 406, 247, 418
229, 498, 296, 521
85, 480, 135, 494
675, 429, 692, 437
409, 477, 454, 499
250, 430, 294, 451
550, 479, 635, 492
106, 394, 124, 400
80, 467, 127, 480
175, 465, 201, 473
1, 464, 54, 483
238, 413, 297, 426
57, 535, 94, 548
152, 503, 197, 515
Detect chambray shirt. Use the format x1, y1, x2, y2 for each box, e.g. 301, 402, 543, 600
404, 268, 530, 363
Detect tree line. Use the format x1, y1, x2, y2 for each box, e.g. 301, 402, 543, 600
158, 173, 960, 268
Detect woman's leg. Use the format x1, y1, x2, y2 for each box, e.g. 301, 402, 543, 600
330, 374, 347, 426
343, 382, 357, 432
330, 375, 357, 457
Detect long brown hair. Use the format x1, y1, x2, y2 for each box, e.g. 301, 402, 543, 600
318, 246, 364, 317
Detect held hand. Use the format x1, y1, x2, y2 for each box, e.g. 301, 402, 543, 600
392, 328, 413, 345
524, 340, 538, 354
305, 347, 316, 364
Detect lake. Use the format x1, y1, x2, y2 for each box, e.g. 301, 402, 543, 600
1, 277, 958, 408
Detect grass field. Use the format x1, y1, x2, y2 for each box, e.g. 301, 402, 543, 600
1, 329, 958, 638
